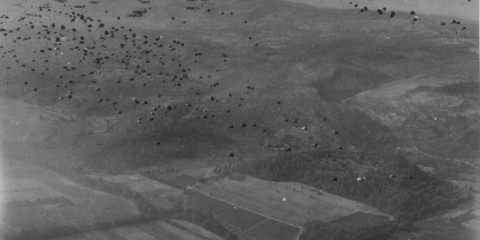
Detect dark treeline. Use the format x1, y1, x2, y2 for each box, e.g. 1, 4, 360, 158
301, 213, 396, 240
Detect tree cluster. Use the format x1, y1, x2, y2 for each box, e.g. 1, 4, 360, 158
301, 213, 395, 240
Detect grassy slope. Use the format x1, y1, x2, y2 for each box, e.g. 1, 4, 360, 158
0, 0, 477, 172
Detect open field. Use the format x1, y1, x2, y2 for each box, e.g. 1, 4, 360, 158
449, 180, 480, 192
161, 174, 199, 189
0, 160, 140, 236
89, 173, 181, 194
87, 173, 185, 210
186, 190, 267, 232
134, 161, 212, 189
244, 219, 300, 240
194, 174, 388, 225
170, 220, 224, 240
186, 190, 301, 240
0, 0, 477, 239
54, 220, 223, 240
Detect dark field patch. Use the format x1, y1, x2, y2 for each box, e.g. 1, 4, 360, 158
186, 190, 267, 231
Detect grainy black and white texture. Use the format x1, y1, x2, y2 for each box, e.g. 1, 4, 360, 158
0, 0, 478, 240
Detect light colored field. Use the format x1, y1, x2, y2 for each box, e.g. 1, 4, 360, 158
154, 221, 207, 240
170, 220, 224, 240
3, 184, 140, 233
462, 218, 480, 231
195, 174, 383, 226
135, 159, 207, 174
116, 226, 154, 240
56, 231, 118, 240
449, 180, 480, 192
163, 174, 198, 189
135, 160, 211, 183
187, 190, 269, 232
58, 220, 223, 240
441, 208, 470, 219
88, 173, 184, 210
244, 219, 300, 240
99, 174, 181, 194
0, 161, 140, 235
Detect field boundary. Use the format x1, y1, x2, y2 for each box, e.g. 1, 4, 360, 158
188, 188, 302, 231
242, 218, 271, 233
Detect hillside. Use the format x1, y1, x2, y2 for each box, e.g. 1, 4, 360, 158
1, 0, 478, 173
287, 0, 479, 21
0, 0, 479, 239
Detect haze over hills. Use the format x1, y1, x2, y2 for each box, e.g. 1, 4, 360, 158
0, 0, 479, 239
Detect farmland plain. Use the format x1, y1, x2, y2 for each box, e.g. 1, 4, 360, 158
54, 220, 224, 240
0, 0, 478, 239
87, 173, 185, 210
1, 160, 140, 236
194, 173, 390, 225
186, 189, 301, 240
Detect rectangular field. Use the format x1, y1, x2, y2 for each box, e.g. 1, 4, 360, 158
161, 174, 198, 189
244, 219, 300, 240
92, 174, 182, 194
56, 220, 223, 240
186, 190, 267, 232
169, 220, 224, 240
187, 190, 301, 240
194, 174, 382, 226
88, 173, 185, 210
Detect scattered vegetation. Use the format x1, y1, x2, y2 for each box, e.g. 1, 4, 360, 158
233, 152, 472, 218
301, 213, 395, 240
